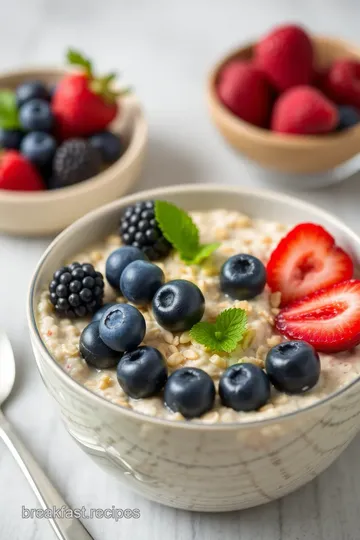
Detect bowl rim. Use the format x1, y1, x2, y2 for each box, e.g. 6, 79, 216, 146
207, 34, 360, 147
0, 67, 148, 203
27, 183, 360, 431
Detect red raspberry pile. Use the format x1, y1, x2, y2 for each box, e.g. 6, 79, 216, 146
217, 24, 360, 135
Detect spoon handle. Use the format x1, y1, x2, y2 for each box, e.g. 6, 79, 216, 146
0, 410, 94, 540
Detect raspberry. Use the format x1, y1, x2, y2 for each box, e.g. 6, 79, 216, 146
271, 86, 338, 135
324, 59, 360, 108
217, 61, 272, 127
255, 24, 313, 91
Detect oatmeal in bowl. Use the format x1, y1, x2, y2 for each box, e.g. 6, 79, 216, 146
36, 200, 360, 424
28, 185, 360, 511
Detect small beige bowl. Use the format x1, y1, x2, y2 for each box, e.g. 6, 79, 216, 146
0, 68, 147, 236
207, 36, 360, 174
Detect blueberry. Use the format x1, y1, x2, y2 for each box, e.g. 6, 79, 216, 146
337, 105, 360, 131
117, 346, 168, 399
49, 85, 57, 100
92, 302, 118, 322
20, 131, 56, 167
152, 280, 205, 332
79, 321, 121, 369
99, 303, 146, 352
265, 340, 320, 394
16, 81, 50, 107
105, 246, 148, 290
220, 254, 266, 300
164, 368, 215, 419
219, 363, 270, 412
120, 260, 165, 305
0, 129, 23, 150
19, 99, 54, 132
89, 131, 124, 163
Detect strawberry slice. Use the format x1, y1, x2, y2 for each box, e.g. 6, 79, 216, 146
276, 280, 360, 353
267, 223, 353, 305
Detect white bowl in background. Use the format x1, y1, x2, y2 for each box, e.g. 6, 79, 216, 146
27, 184, 360, 511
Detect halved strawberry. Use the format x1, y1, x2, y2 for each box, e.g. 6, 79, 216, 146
276, 280, 360, 353
267, 223, 353, 305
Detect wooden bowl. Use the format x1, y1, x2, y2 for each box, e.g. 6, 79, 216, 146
207, 36, 360, 174
0, 68, 148, 236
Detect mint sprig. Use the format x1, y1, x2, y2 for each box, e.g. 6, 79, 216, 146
0, 91, 20, 130
190, 308, 247, 353
155, 200, 220, 265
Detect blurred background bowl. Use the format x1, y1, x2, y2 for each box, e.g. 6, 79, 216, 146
0, 68, 147, 236
207, 36, 360, 175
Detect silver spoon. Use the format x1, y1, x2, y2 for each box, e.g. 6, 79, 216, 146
0, 329, 94, 540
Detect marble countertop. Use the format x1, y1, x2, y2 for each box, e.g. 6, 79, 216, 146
1, 1, 360, 538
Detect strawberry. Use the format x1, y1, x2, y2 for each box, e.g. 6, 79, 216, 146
0, 151, 45, 191
267, 223, 353, 305
255, 24, 313, 91
324, 59, 360, 108
271, 86, 338, 134
53, 49, 129, 139
217, 61, 273, 127
276, 280, 360, 353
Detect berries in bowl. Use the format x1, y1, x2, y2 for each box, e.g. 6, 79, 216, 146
29, 185, 360, 511
35, 195, 360, 422
207, 25, 360, 175
0, 50, 147, 235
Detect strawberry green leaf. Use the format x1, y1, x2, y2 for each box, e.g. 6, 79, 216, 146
66, 48, 93, 76
0, 91, 20, 130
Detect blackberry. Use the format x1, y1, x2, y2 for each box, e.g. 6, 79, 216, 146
119, 200, 172, 260
53, 139, 102, 187
49, 262, 104, 318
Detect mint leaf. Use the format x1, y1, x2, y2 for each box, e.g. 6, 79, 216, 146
184, 242, 221, 265
0, 91, 20, 129
155, 200, 199, 260
66, 48, 93, 76
155, 200, 220, 264
189, 322, 222, 352
215, 308, 247, 353
190, 308, 247, 353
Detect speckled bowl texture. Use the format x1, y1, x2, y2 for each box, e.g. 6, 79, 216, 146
28, 185, 360, 512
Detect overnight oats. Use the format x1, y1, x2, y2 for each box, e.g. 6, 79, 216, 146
36, 200, 360, 424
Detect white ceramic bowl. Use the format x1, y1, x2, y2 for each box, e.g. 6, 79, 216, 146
27, 184, 360, 512
0, 68, 148, 236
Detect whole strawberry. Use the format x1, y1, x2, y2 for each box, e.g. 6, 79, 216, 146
271, 86, 338, 135
53, 49, 129, 139
0, 151, 45, 191
324, 59, 360, 108
255, 25, 313, 91
217, 61, 272, 127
